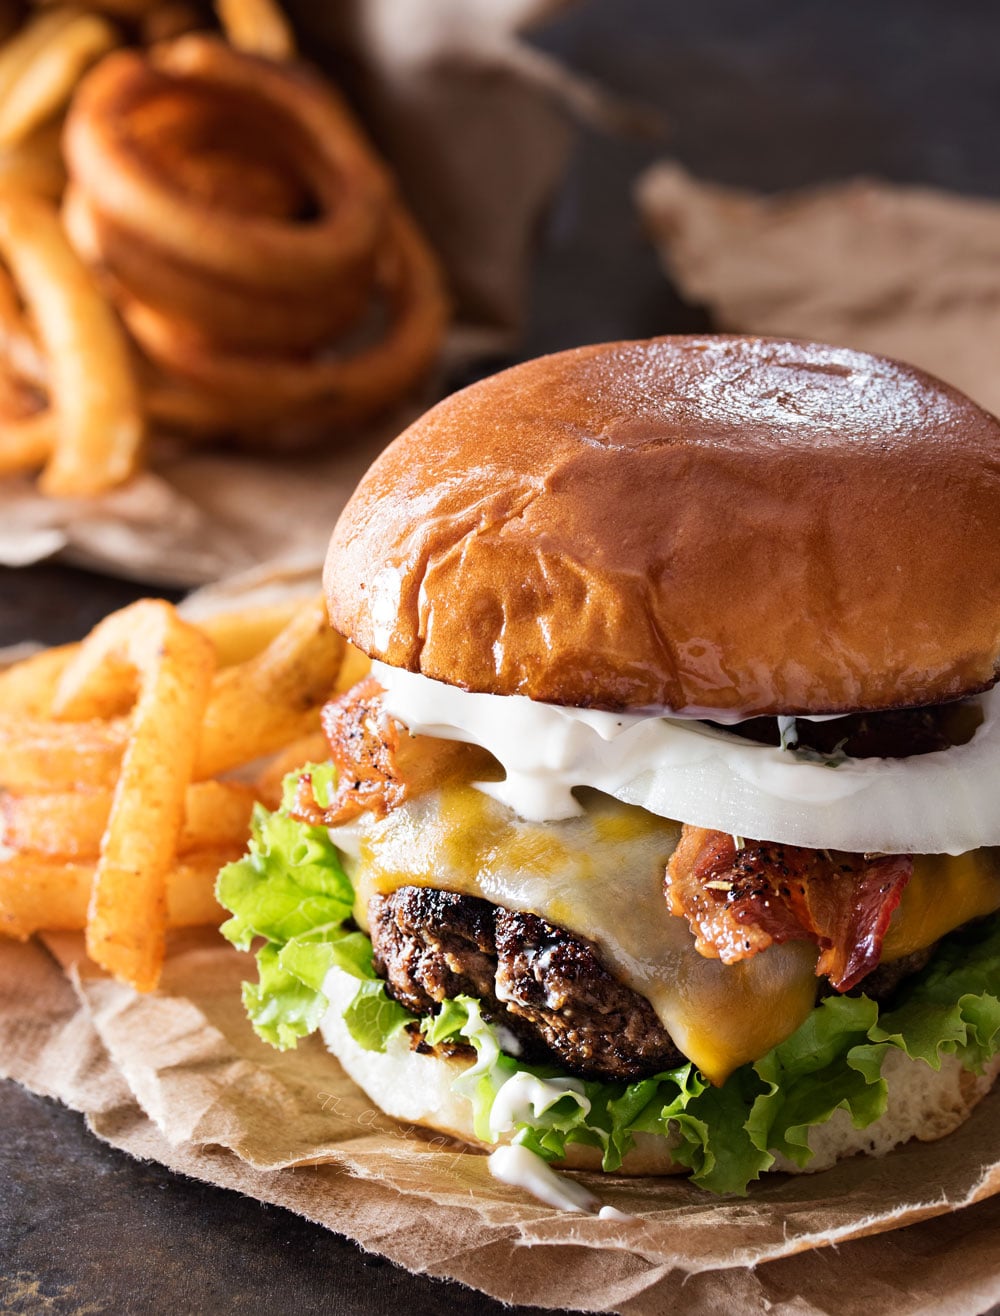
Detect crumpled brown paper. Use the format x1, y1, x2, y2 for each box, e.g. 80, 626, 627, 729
636, 161, 1000, 419
4, 926, 1000, 1315
0, 0, 586, 586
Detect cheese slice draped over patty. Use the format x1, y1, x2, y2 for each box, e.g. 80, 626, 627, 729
330, 786, 1000, 1084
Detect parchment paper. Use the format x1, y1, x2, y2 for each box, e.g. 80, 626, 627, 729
4, 926, 1000, 1314
0, 0, 587, 585
636, 160, 1000, 418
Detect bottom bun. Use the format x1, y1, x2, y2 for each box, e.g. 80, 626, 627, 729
319, 966, 1000, 1179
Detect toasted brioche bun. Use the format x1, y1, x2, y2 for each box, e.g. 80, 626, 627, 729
325, 336, 1000, 718
319, 966, 1000, 1178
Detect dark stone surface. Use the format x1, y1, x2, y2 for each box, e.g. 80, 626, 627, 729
1, 1084, 559, 1316
3, 1, 1000, 1310
0, 561, 183, 647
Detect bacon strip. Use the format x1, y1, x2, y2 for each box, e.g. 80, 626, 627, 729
664, 826, 912, 992
290, 676, 499, 827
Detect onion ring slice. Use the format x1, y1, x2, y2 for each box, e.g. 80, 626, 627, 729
374, 660, 1000, 856
63, 182, 375, 352
613, 692, 1000, 856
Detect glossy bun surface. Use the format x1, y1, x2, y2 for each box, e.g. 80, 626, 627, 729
326, 336, 1000, 715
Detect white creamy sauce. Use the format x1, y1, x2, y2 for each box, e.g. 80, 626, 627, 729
372, 660, 1000, 855
776, 715, 798, 749
488, 1072, 589, 1138
487, 1145, 598, 1213
486, 1146, 635, 1218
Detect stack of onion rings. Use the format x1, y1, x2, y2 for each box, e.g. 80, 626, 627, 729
61, 35, 449, 447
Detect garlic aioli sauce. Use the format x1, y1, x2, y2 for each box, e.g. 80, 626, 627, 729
372, 661, 1000, 855
488, 1071, 589, 1140
487, 1145, 598, 1213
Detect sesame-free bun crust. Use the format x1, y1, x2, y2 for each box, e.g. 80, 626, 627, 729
326, 336, 1000, 716
319, 967, 1000, 1178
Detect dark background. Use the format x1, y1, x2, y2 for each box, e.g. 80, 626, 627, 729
3, 1, 1000, 1311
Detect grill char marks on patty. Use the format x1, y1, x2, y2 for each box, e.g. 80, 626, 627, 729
369, 887, 545, 1064
370, 887, 499, 1016
370, 886, 946, 1082
370, 887, 681, 1080
493, 908, 683, 1079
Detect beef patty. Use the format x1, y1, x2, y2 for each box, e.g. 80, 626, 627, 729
369, 886, 937, 1082
370, 886, 680, 1080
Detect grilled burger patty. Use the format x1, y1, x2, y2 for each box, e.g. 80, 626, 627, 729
369, 886, 938, 1082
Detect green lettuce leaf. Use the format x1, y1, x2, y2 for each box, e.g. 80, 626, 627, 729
218, 775, 1000, 1191
870, 920, 1000, 1071
747, 994, 887, 1167
240, 942, 331, 1049
216, 767, 353, 1049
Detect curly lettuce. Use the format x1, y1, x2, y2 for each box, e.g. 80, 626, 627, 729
217, 775, 1000, 1195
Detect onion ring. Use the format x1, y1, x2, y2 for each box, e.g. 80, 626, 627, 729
64, 37, 390, 327
61, 33, 447, 445
63, 181, 374, 353
125, 208, 448, 437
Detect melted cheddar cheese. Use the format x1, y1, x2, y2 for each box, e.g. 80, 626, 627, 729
332, 788, 1000, 1084
885, 850, 1000, 959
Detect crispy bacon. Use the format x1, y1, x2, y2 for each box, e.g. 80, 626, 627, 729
290, 676, 499, 827
664, 826, 912, 992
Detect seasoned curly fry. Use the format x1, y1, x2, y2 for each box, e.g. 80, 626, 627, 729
1, 779, 256, 858
0, 642, 74, 715
52, 599, 215, 991
0, 851, 232, 939
0, 596, 351, 991
195, 594, 345, 778
0, 7, 119, 149
0, 601, 304, 718
254, 729, 329, 808
213, 0, 294, 61
198, 599, 302, 667
0, 189, 144, 494
0, 711, 127, 789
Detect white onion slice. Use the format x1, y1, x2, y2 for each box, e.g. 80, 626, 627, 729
373, 661, 1000, 856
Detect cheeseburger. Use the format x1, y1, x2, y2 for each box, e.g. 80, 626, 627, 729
220, 336, 1000, 1195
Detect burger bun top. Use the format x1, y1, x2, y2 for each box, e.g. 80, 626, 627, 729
325, 336, 1000, 717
